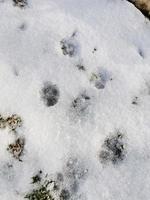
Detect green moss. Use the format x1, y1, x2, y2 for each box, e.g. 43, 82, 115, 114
25, 172, 71, 200
25, 181, 54, 200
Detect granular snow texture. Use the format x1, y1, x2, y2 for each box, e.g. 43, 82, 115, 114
0, 0, 150, 199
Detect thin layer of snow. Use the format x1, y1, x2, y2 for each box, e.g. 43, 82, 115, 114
0, 0, 150, 199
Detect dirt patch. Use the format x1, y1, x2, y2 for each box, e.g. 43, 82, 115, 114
128, 0, 150, 19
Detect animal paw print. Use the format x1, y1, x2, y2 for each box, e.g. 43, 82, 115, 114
99, 131, 126, 165
41, 82, 60, 107
71, 92, 91, 115
13, 0, 28, 8
90, 69, 112, 90
60, 32, 79, 58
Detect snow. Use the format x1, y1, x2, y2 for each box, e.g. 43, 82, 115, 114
0, 0, 150, 199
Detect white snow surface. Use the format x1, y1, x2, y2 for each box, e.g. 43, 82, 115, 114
0, 0, 150, 199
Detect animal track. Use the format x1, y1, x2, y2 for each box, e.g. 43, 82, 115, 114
60, 32, 79, 57
99, 131, 126, 164
41, 82, 60, 107
90, 69, 112, 90
76, 64, 86, 71
71, 92, 91, 116
13, 0, 27, 8
64, 157, 88, 194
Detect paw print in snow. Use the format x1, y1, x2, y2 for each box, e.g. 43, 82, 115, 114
13, 0, 27, 7
99, 131, 126, 165
66, 158, 88, 181
90, 68, 112, 89
64, 157, 88, 194
41, 82, 60, 107
76, 64, 86, 71
60, 32, 79, 57
71, 92, 91, 115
